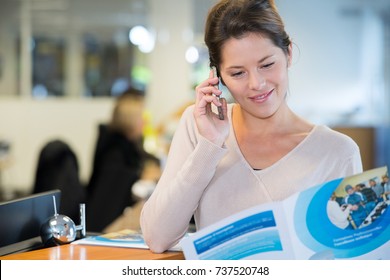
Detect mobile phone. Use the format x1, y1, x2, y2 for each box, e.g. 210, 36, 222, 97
211, 66, 224, 120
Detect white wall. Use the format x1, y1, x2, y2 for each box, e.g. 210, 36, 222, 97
278, 0, 365, 124
146, 0, 195, 127
0, 98, 114, 193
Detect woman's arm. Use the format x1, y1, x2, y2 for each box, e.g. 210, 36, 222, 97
140, 106, 227, 253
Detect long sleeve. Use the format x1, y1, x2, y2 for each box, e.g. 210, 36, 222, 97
140, 106, 227, 253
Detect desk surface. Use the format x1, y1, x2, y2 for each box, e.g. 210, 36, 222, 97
0, 243, 184, 260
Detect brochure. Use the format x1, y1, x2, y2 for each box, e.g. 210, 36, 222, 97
180, 166, 390, 260
73, 229, 182, 251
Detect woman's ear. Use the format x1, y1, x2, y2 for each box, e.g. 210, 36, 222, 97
287, 43, 293, 67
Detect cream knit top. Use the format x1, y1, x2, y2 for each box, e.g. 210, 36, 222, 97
141, 104, 363, 253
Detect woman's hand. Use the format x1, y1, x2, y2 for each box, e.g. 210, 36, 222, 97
193, 69, 229, 146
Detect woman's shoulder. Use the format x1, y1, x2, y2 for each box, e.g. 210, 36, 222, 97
313, 125, 354, 141
310, 125, 360, 152
300, 125, 363, 174
181, 103, 195, 116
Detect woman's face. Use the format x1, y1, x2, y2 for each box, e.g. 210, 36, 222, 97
219, 33, 291, 120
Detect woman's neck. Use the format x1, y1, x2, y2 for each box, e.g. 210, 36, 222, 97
232, 102, 302, 137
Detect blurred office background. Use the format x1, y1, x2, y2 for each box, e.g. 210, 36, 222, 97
0, 0, 389, 200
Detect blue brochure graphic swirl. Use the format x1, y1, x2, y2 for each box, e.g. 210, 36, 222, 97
294, 168, 390, 259
181, 166, 390, 259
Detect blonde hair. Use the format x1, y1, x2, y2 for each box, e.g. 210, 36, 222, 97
109, 93, 145, 140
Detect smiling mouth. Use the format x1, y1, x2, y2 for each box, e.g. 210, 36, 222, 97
249, 89, 274, 102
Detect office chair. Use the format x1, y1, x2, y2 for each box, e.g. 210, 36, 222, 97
32, 140, 85, 224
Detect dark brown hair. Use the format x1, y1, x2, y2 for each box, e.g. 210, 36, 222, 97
205, 0, 291, 73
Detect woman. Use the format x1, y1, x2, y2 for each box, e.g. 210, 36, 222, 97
141, 0, 362, 253
87, 89, 158, 232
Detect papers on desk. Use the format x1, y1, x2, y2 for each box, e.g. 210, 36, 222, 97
72, 229, 182, 251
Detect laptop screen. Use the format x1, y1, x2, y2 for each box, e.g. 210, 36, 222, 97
0, 189, 61, 256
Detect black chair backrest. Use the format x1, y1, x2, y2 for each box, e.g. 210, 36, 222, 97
0, 189, 61, 256
33, 140, 85, 223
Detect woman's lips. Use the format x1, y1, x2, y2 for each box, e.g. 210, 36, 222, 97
249, 89, 274, 103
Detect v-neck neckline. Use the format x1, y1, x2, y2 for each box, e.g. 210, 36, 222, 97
227, 104, 318, 174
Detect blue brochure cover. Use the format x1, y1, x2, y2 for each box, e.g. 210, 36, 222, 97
180, 166, 390, 259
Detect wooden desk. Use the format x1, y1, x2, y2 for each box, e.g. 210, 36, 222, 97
0, 243, 184, 260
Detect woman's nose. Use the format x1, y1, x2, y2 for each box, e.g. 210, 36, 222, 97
248, 72, 266, 91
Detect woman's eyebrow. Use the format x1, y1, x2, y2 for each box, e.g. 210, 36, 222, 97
225, 55, 275, 70
258, 54, 275, 63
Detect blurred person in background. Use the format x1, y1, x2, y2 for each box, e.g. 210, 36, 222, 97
86, 87, 161, 232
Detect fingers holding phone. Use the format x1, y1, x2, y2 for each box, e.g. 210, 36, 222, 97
193, 67, 229, 146
211, 66, 224, 120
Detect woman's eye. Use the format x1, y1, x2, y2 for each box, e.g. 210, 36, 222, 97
262, 62, 275, 69
231, 71, 244, 77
